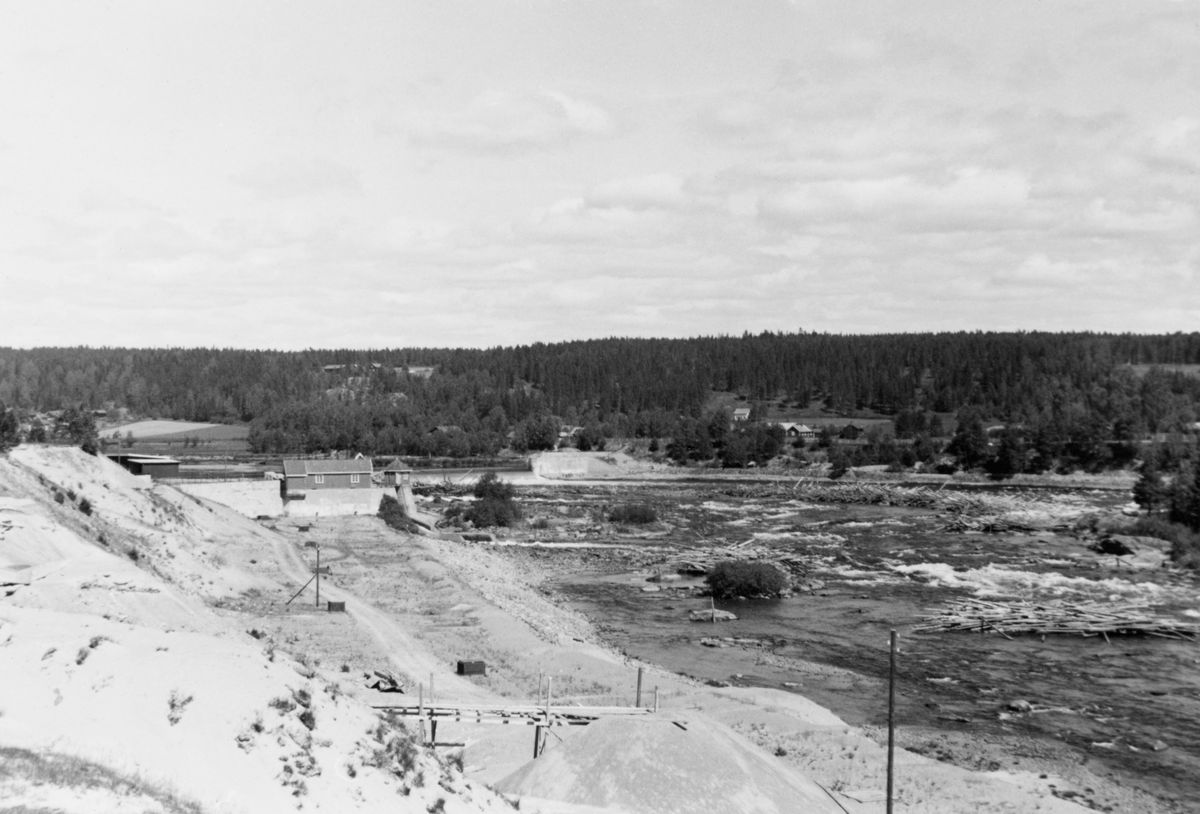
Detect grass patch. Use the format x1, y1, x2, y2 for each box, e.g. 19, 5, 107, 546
167, 690, 193, 726
269, 695, 297, 714
0, 746, 207, 813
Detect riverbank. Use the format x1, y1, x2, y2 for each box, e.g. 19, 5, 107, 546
261, 512, 1138, 813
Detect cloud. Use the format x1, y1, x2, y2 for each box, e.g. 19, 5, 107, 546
1079, 198, 1196, 235
232, 158, 362, 198
759, 167, 1033, 232
752, 236, 821, 260
584, 173, 686, 210
406, 89, 613, 153
519, 196, 674, 244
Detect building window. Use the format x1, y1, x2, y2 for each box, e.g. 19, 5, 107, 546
314, 474, 324, 484
351, 474, 360, 484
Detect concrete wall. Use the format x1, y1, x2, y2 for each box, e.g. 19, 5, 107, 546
283, 487, 385, 518
175, 481, 283, 518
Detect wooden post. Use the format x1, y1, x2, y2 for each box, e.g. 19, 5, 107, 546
654, 686, 659, 713
315, 544, 320, 608
533, 725, 541, 758
710, 596, 716, 624
430, 672, 435, 707
418, 683, 425, 745
430, 719, 438, 747
636, 667, 644, 708
887, 630, 897, 814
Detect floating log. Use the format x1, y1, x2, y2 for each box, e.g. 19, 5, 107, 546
917, 597, 1199, 639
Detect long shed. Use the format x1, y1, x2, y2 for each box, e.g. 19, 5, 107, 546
282, 458, 374, 493
107, 454, 181, 478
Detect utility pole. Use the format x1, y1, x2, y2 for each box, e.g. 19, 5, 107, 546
887, 630, 897, 814
315, 544, 320, 608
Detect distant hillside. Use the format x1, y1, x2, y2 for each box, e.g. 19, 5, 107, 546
2, 333, 1199, 458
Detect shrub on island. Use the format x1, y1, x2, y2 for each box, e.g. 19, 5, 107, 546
609, 504, 657, 524
705, 560, 788, 599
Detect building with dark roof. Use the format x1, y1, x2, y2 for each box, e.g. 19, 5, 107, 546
381, 459, 413, 488
107, 454, 180, 479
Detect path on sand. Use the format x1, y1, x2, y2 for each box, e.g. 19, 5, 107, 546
267, 530, 495, 703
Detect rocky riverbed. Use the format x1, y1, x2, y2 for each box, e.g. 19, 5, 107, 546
461, 479, 1200, 813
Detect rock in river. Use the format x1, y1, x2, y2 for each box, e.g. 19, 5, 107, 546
690, 609, 738, 622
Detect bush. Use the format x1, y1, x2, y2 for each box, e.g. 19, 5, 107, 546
473, 472, 514, 501
378, 494, 419, 533
298, 708, 316, 731
463, 473, 521, 527
79, 498, 92, 516
705, 560, 788, 599
464, 497, 521, 528
609, 504, 657, 524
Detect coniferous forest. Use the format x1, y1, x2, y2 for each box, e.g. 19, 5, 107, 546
2, 332, 1200, 472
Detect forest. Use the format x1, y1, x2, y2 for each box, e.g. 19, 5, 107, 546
1, 332, 1199, 469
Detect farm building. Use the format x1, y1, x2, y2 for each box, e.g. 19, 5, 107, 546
106, 454, 180, 479
282, 457, 374, 493
732, 407, 752, 422
776, 422, 815, 440
838, 424, 865, 440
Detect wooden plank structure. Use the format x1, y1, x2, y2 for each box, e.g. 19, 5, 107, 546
370, 701, 658, 756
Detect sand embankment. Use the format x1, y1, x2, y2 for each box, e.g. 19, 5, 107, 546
175, 479, 283, 517
0, 446, 513, 814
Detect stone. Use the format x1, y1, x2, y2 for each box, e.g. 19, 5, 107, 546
1007, 700, 1033, 713
689, 609, 738, 622
1091, 537, 1136, 556
1153, 740, 1169, 752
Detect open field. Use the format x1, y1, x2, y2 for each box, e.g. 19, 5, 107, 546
101, 421, 253, 455
106, 419, 221, 436
1123, 364, 1200, 379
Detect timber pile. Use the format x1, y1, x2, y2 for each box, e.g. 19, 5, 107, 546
665, 539, 808, 580
939, 514, 1063, 533
918, 597, 1199, 639
796, 482, 1041, 515
729, 480, 1042, 516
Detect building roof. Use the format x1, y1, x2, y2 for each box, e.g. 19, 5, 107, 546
282, 459, 373, 476
775, 422, 814, 433
108, 454, 180, 465
732, 407, 752, 418
382, 458, 412, 473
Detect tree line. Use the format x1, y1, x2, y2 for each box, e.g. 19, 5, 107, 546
2, 333, 1198, 462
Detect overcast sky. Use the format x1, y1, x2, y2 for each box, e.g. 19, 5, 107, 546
1, 1, 1197, 350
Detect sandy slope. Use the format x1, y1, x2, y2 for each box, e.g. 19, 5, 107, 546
0, 447, 511, 814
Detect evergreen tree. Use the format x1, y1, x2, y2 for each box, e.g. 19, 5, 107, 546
947, 409, 989, 469
1133, 456, 1168, 514
0, 404, 19, 451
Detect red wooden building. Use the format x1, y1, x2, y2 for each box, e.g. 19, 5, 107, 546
282, 458, 373, 493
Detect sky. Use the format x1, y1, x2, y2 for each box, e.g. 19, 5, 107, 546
1, 1, 1197, 350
